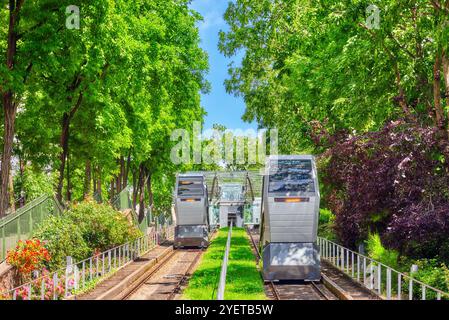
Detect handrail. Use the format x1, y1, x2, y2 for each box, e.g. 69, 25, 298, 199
217, 223, 233, 300
317, 237, 449, 300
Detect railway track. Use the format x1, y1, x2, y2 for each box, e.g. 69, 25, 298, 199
121, 248, 203, 300
246, 227, 336, 300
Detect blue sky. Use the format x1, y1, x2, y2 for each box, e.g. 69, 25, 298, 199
190, 0, 257, 131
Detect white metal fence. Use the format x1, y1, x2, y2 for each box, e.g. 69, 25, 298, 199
317, 237, 449, 300
1, 225, 174, 300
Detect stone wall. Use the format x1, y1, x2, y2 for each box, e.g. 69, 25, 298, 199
0, 262, 19, 293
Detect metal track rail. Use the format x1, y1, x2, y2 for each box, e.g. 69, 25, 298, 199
246, 227, 280, 300
121, 250, 178, 300
310, 281, 330, 300
167, 250, 203, 300
268, 281, 281, 300
122, 249, 203, 300
246, 227, 336, 300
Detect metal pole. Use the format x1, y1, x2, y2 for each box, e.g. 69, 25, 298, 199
386, 268, 391, 300
351, 252, 354, 278
377, 264, 382, 295
346, 249, 349, 274
217, 223, 233, 300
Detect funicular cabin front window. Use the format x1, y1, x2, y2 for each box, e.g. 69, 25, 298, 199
177, 179, 204, 197
268, 159, 315, 194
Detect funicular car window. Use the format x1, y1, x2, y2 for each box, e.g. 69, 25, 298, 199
220, 185, 244, 201
268, 160, 315, 193
178, 179, 204, 196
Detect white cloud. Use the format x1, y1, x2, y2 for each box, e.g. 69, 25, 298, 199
198, 10, 225, 31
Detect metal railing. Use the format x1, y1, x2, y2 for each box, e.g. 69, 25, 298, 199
317, 237, 449, 300
217, 223, 233, 300
0, 224, 174, 300
0, 195, 63, 262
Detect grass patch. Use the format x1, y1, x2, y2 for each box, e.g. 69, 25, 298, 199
183, 227, 265, 300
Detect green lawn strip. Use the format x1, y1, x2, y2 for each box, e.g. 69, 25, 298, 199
182, 228, 228, 299
224, 228, 266, 300
182, 227, 265, 300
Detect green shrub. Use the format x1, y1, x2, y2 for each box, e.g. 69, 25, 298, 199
366, 233, 399, 269
412, 259, 449, 297
32, 200, 142, 270
319, 208, 333, 224
65, 200, 142, 252
33, 216, 90, 270
318, 208, 336, 240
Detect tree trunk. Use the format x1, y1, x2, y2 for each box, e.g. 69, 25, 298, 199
138, 164, 145, 223
8, 169, 15, 213
56, 92, 83, 203
92, 167, 97, 194
110, 178, 115, 200
66, 150, 71, 202
0, 97, 17, 217
56, 113, 70, 203
0, 0, 21, 217
18, 155, 25, 208
146, 170, 153, 209
120, 157, 125, 190
83, 159, 91, 199
124, 150, 131, 187
442, 51, 449, 137
96, 166, 102, 202
433, 52, 444, 128
132, 168, 138, 210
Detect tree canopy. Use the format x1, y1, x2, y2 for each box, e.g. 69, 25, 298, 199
219, 0, 449, 151
219, 0, 449, 260
0, 0, 209, 217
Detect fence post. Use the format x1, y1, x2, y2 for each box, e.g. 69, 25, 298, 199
409, 265, 418, 300
53, 273, 58, 300
74, 265, 79, 291
363, 257, 367, 285
65, 256, 73, 297
108, 251, 112, 272
82, 261, 85, 288
346, 249, 349, 274
377, 264, 382, 295
28, 283, 32, 300
89, 257, 93, 281
41, 278, 45, 300
102, 252, 105, 275
351, 252, 354, 278
357, 254, 360, 282
332, 243, 335, 265
386, 268, 391, 300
